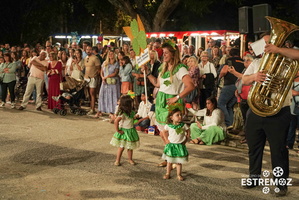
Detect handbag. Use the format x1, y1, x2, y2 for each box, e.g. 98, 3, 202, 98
203, 64, 215, 89
106, 77, 116, 84
184, 89, 198, 103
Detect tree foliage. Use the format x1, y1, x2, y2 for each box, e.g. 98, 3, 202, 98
0, 0, 298, 45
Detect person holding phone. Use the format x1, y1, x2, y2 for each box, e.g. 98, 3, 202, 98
218, 48, 245, 127
70, 49, 84, 80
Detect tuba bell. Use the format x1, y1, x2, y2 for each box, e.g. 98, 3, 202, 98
247, 16, 299, 117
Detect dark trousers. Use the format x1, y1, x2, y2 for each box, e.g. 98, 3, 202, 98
1, 81, 16, 102
246, 107, 291, 186
287, 114, 299, 149
199, 88, 212, 109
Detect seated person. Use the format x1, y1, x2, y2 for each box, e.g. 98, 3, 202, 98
187, 96, 226, 145
134, 93, 152, 131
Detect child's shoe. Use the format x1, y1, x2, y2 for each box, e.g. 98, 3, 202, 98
0, 102, 5, 107
163, 173, 170, 179
177, 175, 184, 181
128, 160, 136, 165
11, 102, 16, 109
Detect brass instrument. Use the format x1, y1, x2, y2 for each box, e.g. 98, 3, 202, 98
247, 16, 299, 117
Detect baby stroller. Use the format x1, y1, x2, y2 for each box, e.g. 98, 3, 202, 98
52, 76, 88, 116
15, 77, 28, 102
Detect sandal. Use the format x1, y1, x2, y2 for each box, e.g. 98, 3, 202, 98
199, 141, 205, 145
163, 173, 170, 179
94, 112, 102, 118
114, 161, 120, 166
128, 160, 136, 165
177, 175, 184, 181
189, 139, 199, 144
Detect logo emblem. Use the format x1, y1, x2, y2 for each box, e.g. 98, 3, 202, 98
273, 167, 284, 177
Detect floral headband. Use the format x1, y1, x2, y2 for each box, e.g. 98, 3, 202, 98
163, 39, 177, 50
167, 102, 183, 112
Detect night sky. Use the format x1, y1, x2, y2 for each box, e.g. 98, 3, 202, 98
0, 0, 298, 45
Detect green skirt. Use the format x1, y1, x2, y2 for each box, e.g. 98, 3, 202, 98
110, 128, 140, 150
162, 143, 189, 164
156, 91, 183, 125
190, 123, 226, 145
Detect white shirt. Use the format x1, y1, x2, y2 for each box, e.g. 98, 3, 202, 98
159, 66, 189, 95
198, 61, 217, 78
137, 101, 152, 118
243, 58, 292, 107
28, 56, 48, 80
164, 124, 189, 144
118, 113, 134, 129
189, 108, 226, 130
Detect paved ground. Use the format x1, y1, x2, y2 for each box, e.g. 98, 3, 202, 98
0, 104, 299, 200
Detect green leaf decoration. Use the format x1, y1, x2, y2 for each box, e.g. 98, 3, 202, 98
131, 19, 139, 38
167, 103, 184, 112
176, 127, 183, 135
163, 80, 171, 86
132, 38, 140, 55
137, 31, 147, 49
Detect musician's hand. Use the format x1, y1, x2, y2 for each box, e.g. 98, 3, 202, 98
264, 44, 280, 54
254, 71, 267, 83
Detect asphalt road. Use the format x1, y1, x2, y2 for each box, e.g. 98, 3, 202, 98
0, 104, 299, 200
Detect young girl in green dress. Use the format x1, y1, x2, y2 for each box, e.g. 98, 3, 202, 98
161, 107, 190, 181
110, 95, 140, 166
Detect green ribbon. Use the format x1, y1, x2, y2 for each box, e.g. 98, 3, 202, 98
168, 122, 185, 135
159, 63, 188, 79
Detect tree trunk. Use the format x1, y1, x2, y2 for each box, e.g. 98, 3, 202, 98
108, 0, 182, 32
152, 0, 181, 32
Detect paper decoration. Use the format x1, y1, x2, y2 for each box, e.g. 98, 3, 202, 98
123, 15, 147, 56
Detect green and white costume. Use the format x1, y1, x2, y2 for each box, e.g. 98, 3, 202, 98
162, 123, 189, 164
110, 111, 140, 149
189, 108, 226, 145
155, 64, 189, 125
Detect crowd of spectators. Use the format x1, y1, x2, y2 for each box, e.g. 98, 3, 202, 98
0, 38, 250, 141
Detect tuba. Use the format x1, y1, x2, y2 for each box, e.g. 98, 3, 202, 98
247, 16, 299, 117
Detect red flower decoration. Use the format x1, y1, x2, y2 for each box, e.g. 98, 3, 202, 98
185, 103, 192, 109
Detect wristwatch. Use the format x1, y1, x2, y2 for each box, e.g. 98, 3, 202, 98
176, 94, 180, 99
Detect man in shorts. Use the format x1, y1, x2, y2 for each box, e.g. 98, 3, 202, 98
84, 45, 101, 115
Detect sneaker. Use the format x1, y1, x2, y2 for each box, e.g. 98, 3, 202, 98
36, 106, 42, 111
52, 95, 61, 102
11, 102, 16, 109
87, 110, 96, 115
0, 102, 5, 107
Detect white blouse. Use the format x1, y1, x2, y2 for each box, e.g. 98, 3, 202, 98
164, 124, 189, 144
189, 108, 226, 130
159, 66, 189, 95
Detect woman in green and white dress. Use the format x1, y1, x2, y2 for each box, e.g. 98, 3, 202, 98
188, 96, 226, 145
144, 41, 194, 166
